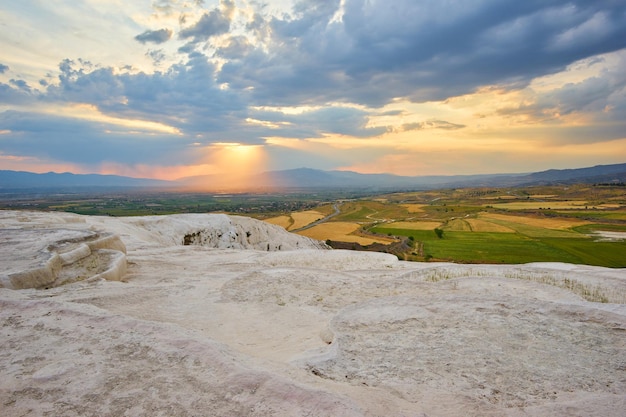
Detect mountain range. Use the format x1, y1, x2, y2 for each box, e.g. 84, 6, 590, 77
1, 163, 625, 193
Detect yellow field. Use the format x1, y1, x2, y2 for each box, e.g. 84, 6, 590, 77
400, 204, 426, 213
385, 221, 442, 230
263, 215, 292, 230
297, 222, 394, 245
289, 210, 324, 230
480, 212, 590, 229
465, 218, 516, 233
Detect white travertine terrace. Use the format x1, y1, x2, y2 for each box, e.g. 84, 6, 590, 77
1, 210, 625, 416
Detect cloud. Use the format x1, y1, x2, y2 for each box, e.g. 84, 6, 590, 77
179, 9, 231, 43
0, 79, 37, 105
0, 110, 186, 165
549, 11, 614, 52
9, 79, 32, 93
134, 28, 173, 44
218, 0, 626, 107
216, 36, 253, 59
41, 54, 267, 144
146, 49, 167, 66
250, 106, 388, 138
401, 120, 466, 132
2, 0, 626, 176
496, 53, 626, 124
38, 52, 389, 144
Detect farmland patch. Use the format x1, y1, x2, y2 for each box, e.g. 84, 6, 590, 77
465, 218, 516, 233
383, 221, 443, 230
297, 222, 394, 245
481, 213, 590, 230
400, 204, 426, 213
289, 210, 324, 230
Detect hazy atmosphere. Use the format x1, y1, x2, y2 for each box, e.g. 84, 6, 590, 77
2, 0, 626, 180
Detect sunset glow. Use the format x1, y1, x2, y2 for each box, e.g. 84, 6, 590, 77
1, 1, 625, 183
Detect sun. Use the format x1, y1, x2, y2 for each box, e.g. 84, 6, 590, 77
185, 142, 268, 191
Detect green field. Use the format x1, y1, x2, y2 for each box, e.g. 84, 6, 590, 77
350, 184, 626, 267
371, 226, 626, 267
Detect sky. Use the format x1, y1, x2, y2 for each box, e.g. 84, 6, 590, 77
1, 0, 626, 183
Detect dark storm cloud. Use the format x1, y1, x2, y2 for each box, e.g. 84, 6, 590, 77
179, 9, 231, 43
134, 28, 173, 44
218, 0, 626, 107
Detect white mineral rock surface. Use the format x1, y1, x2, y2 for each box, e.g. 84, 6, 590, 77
1, 210, 625, 416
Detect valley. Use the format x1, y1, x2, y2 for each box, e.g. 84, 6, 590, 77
2, 183, 625, 267
268, 184, 626, 267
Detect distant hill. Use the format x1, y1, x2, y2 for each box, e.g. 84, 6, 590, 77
0, 170, 173, 191
514, 163, 626, 185
245, 163, 626, 190
249, 168, 521, 190
2, 163, 625, 193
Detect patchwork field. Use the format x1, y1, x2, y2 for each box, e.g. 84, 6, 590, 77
264, 210, 325, 231
297, 222, 394, 245
465, 218, 515, 232
488, 201, 616, 210
480, 212, 591, 229
298, 222, 393, 245
384, 221, 443, 230
278, 184, 626, 267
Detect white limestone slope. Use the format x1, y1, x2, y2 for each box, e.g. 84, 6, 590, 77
0, 211, 326, 290
1, 210, 625, 417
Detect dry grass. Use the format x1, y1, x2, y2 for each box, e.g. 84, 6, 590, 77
289, 210, 324, 230
444, 219, 473, 231
400, 204, 426, 213
465, 218, 516, 233
384, 221, 443, 230
481, 212, 590, 229
263, 215, 292, 230
297, 222, 393, 245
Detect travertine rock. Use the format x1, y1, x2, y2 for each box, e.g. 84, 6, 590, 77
1, 210, 625, 417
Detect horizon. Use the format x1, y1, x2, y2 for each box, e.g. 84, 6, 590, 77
2, 1, 626, 185
8, 161, 625, 182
